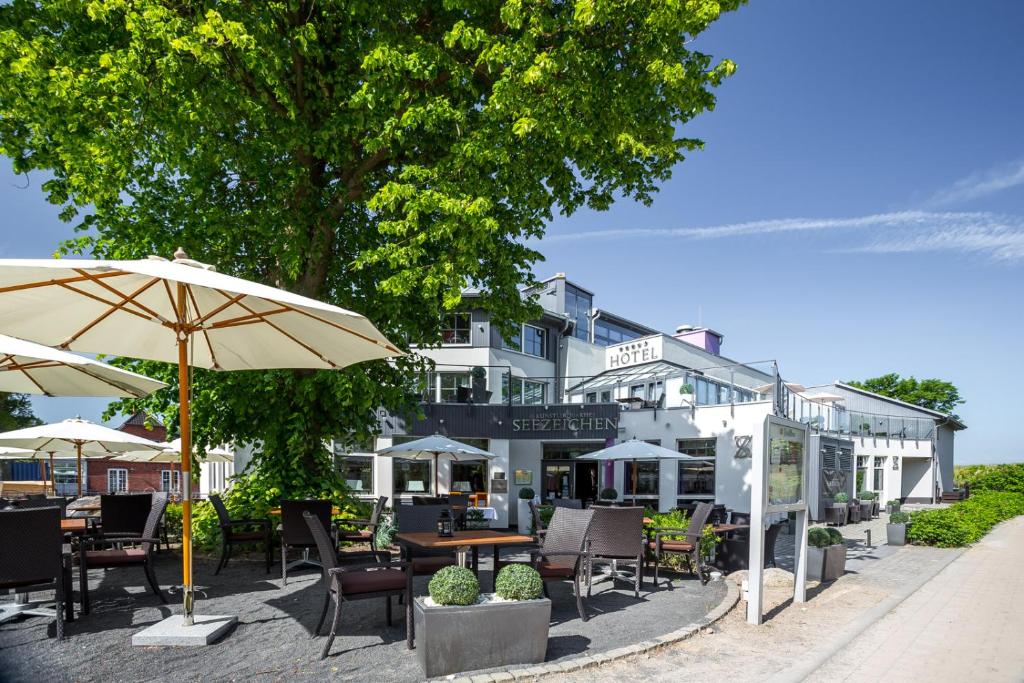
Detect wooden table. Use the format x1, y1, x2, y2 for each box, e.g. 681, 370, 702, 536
394, 529, 535, 591
268, 506, 342, 516
61, 518, 87, 534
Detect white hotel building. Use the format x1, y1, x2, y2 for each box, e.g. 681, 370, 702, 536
334, 274, 965, 528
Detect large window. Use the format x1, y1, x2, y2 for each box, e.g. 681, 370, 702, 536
856, 456, 868, 492
565, 284, 592, 341
160, 469, 181, 493
394, 459, 432, 495
441, 313, 471, 345
439, 372, 470, 402
677, 438, 716, 497
107, 468, 128, 493
624, 461, 659, 497
503, 323, 547, 358
502, 376, 546, 405
451, 461, 488, 493
873, 456, 885, 493
339, 455, 374, 494
593, 318, 644, 347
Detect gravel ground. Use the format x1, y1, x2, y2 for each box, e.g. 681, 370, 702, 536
0, 546, 727, 682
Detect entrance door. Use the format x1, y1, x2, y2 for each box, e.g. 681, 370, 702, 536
542, 463, 571, 500
574, 461, 599, 504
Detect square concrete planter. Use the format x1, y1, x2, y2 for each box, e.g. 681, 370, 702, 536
414, 595, 551, 678
886, 523, 907, 546
806, 543, 846, 582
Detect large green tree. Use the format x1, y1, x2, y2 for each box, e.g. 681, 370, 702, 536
847, 373, 964, 416
0, 0, 743, 496
0, 392, 43, 432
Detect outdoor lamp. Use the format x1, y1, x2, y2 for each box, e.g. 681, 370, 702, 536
437, 508, 454, 537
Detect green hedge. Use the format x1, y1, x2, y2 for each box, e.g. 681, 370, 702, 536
906, 491, 1024, 547
963, 464, 1024, 495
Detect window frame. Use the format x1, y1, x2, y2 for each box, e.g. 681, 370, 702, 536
107, 467, 128, 493
677, 438, 716, 498
160, 469, 181, 493
521, 323, 547, 358
440, 312, 472, 345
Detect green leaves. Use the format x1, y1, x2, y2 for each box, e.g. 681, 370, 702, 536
847, 373, 965, 416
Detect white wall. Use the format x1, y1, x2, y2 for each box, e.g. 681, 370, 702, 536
508, 439, 542, 525
901, 457, 933, 501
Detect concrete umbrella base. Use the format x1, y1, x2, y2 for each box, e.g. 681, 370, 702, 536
132, 614, 237, 646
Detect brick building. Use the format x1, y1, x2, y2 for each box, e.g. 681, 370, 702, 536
85, 412, 179, 495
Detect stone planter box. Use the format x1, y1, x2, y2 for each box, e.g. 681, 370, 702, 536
886, 523, 906, 546
806, 543, 846, 582
414, 596, 551, 678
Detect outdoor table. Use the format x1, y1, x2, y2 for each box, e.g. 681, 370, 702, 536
268, 506, 342, 516
394, 529, 535, 591
61, 518, 87, 534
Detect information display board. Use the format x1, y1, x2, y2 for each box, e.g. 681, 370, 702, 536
767, 421, 806, 508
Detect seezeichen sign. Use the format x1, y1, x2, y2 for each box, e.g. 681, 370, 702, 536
605, 336, 662, 370
511, 412, 618, 434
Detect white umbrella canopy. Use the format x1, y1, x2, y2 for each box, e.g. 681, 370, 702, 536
113, 438, 234, 463
0, 417, 166, 496
377, 434, 495, 495
0, 334, 166, 397
0, 252, 402, 626
754, 381, 806, 395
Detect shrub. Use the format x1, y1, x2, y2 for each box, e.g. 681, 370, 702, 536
494, 564, 543, 601
599, 487, 618, 500
857, 490, 876, 501
825, 527, 844, 545
964, 464, 1024, 495
906, 491, 1024, 547
518, 487, 535, 500
374, 511, 396, 549
428, 566, 479, 606
834, 492, 850, 503
889, 511, 911, 525
808, 527, 833, 548
163, 502, 183, 540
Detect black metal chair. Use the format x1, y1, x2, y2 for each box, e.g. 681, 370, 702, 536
74, 492, 168, 615
280, 499, 333, 585
210, 494, 271, 575
648, 501, 713, 586
337, 496, 388, 558
304, 511, 412, 659
0, 507, 67, 640
393, 504, 457, 576
713, 520, 786, 573
586, 506, 645, 598
529, 507, 595, 621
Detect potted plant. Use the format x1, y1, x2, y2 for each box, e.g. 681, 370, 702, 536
415, 565, 550, 678
857, 490, 876, 519
887, 511, 910, 546
806, 527, 846, 582
516, 487, 536, 534
828, 491, 850, 525
679, 383, 695, 406
885, 498, 901, 515
597, 487, 618, 506
470, 366, 491, 403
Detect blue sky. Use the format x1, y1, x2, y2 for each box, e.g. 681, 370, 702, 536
2, 1, 1022, 463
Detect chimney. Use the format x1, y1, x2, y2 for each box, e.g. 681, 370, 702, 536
674, 324, 723, 356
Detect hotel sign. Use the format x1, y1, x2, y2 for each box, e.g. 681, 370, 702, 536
511, 409, 618, 436
384, 403, 620, 440
606, 336, 662, 370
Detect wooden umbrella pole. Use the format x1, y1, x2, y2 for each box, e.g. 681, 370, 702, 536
49, 452, 55, 495
632, 458, 638, 506
77, 442, 83, 497
177, 283, 195, 625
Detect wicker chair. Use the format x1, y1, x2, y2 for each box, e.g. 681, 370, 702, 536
551, 498, 583, 510
280, 499, 333, 585
74, 492, 168, 615
528, 500, 547, 541
99, 493, 151, 535
586, 506, 645, 599
304, 511, 412, 659
648, 501, 713, 587
337, 496, 388, 557
529, 507, 595, 621
394, 504, 457, 576
210, 494, 271, 575
0, 507, 67, 640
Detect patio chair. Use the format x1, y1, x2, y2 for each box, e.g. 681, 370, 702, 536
394, 504, 457, 576
551, 498, 583, 510
445, 494, 468, 529
713, 521, 787, 573
74, 492, 168, 615
210, 494, 271, 575
98, 493, 152, 535
824, 503, 848, 526
304, 511, 412, 659
847, 501, 861, 524
648, 501, 713, 587
0, 507, 67, 640
10, 497, 69, 518
528, 500, 547, 541
336, 496, 388, 560
280, 499, 334, 585
586, 506, 645, 599
529, 507, 595, 621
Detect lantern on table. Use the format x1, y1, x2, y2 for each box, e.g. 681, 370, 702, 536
437, 508, 454, 537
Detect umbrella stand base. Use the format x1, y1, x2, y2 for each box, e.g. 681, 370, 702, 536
132, 614, 237, 647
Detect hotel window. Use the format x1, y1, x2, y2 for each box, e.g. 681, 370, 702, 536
630, 384, 646, 400
107, 468, 128, 493
394, 458, 433, 495
647, 380, 664, 402
502, 327, 522, 352
522, 379, 546, 405
593, 318, 644, 347
439, 372, 470, 402
856, 456, 868, 492
873, 457, 885, 493
441, 313, 471, 345
624, 461, 659, 497
451, 460, 488, 494
585, 392, 598, 404
338, 455, 374, 495
600, 390, 612, 402
677, 438, 716, 497
522, 324, 546, 358
564, 284, 592, 341
502, 376, 546, 405
160, 469, 181, 493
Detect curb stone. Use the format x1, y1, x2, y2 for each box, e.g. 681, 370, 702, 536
471, 579, 741, 681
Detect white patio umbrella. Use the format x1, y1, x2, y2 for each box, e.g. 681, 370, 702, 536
0, 417, 166, 496
377, 434, 495, 495
0, 334, 166, 397
112, 438, 234, 463
754, 381, 807, 395
577, 438, 701, 504
0, 252, 401, 628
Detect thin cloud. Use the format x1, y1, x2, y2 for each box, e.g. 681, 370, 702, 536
923, 159, 1024, 208
540, 210, 1024, 262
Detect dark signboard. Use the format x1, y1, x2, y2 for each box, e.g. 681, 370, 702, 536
379, 403, 620, 441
